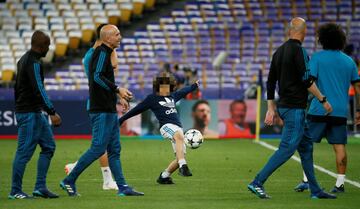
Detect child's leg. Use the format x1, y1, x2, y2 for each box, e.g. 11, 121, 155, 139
99, 152, 117, 190
158, 159, 178, 184
173, 130, 186, 167
158, 124, 191, 181
161, 159, 179, 178
99, 152, 109, 167
99, 153, 114, 182
160, 130, 185, 179
173, 130, 192, 176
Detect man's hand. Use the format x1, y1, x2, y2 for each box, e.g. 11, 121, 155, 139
119, 97, 130, 113
264, 100, 280, 126
322, 101, 333, 115
264, 110, 283, 126
118, 88, 133, 101
264, 109, 277, 126
50, 113, 62, 127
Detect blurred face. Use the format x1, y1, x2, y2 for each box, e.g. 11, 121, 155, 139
230, 102, 247, 124
192, 103, 211, 127
159, 84, 170, 96
185, 70, 192, 78
40, 38, 50, 57
109, 28, 122, 49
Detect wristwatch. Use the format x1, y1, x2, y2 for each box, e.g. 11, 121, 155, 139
319, 96, 327, 103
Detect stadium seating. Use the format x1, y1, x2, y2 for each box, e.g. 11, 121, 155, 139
1, 0, 359, 99
100, 0, 358, 98
0, 0, 151, 78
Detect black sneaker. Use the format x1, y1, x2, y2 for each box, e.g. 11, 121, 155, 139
311, 190, 337, 199
8, 191, 33, 199
330, 184, 345, 193
179, 164, 192, 177
60, 180, 80, 197
248, 180, 271, 199
294, 181, 309, 192
118, 185, 144, 196
33, 188, 59, 198
157, 173, 174, 184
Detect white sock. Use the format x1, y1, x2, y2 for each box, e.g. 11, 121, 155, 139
303, 171, 308, 182
178, 159, 187, 168
101, 167, 114, 183
336, 174, 345, 187
161, 170, 171, 178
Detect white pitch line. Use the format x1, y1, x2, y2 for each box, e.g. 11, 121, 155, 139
255, 140, 360, 189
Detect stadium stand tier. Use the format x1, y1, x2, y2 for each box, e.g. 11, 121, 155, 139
0, 0, 359, 99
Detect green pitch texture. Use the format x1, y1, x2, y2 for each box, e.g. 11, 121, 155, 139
0, 138, 359, 209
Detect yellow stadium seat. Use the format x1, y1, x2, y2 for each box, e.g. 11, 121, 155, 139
137, 74, 145, 89
75, 80, 81, 90
133, 0, 145, 16
145, 0, 156, 10
107, 10, 121, 25
81, 29, 94, 44
120, 4, 133, 23
80, 22, 95, 44
55, 38, 69, 57
55, 43, 67, 57
69, 37, 81, 49
201, 74, 207, 89
1, 70, 15, 83
108, 16, 119, 25
235, 75, 241, 88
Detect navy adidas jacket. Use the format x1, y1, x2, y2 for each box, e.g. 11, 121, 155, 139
119, 84, 198, 128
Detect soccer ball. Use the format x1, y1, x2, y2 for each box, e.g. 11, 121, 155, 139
184, 129, 204, 149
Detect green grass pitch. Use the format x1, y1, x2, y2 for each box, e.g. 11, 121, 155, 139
0, 138, 359, 209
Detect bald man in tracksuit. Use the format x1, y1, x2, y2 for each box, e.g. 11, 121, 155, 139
60, 25, 143, 197
9, 30, 62, 199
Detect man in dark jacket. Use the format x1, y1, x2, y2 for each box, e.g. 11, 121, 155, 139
10, 30, 62, 199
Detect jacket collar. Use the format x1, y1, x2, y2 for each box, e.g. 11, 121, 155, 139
29, 49, 43, 59
289, 39, 302, 45
101, 43, 113, 53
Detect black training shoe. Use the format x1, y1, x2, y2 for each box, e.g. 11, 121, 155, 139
157, 173, 174, 184
330, 184, 345, 193
60, 180, 80, 197
294, 181, 309, 192
179, 164, 192, 177
8, 191, 33, 199
311, 190, 337, 199
118, 185, 144, 196
33, 188, 59, 198
247, 180, 271, 199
